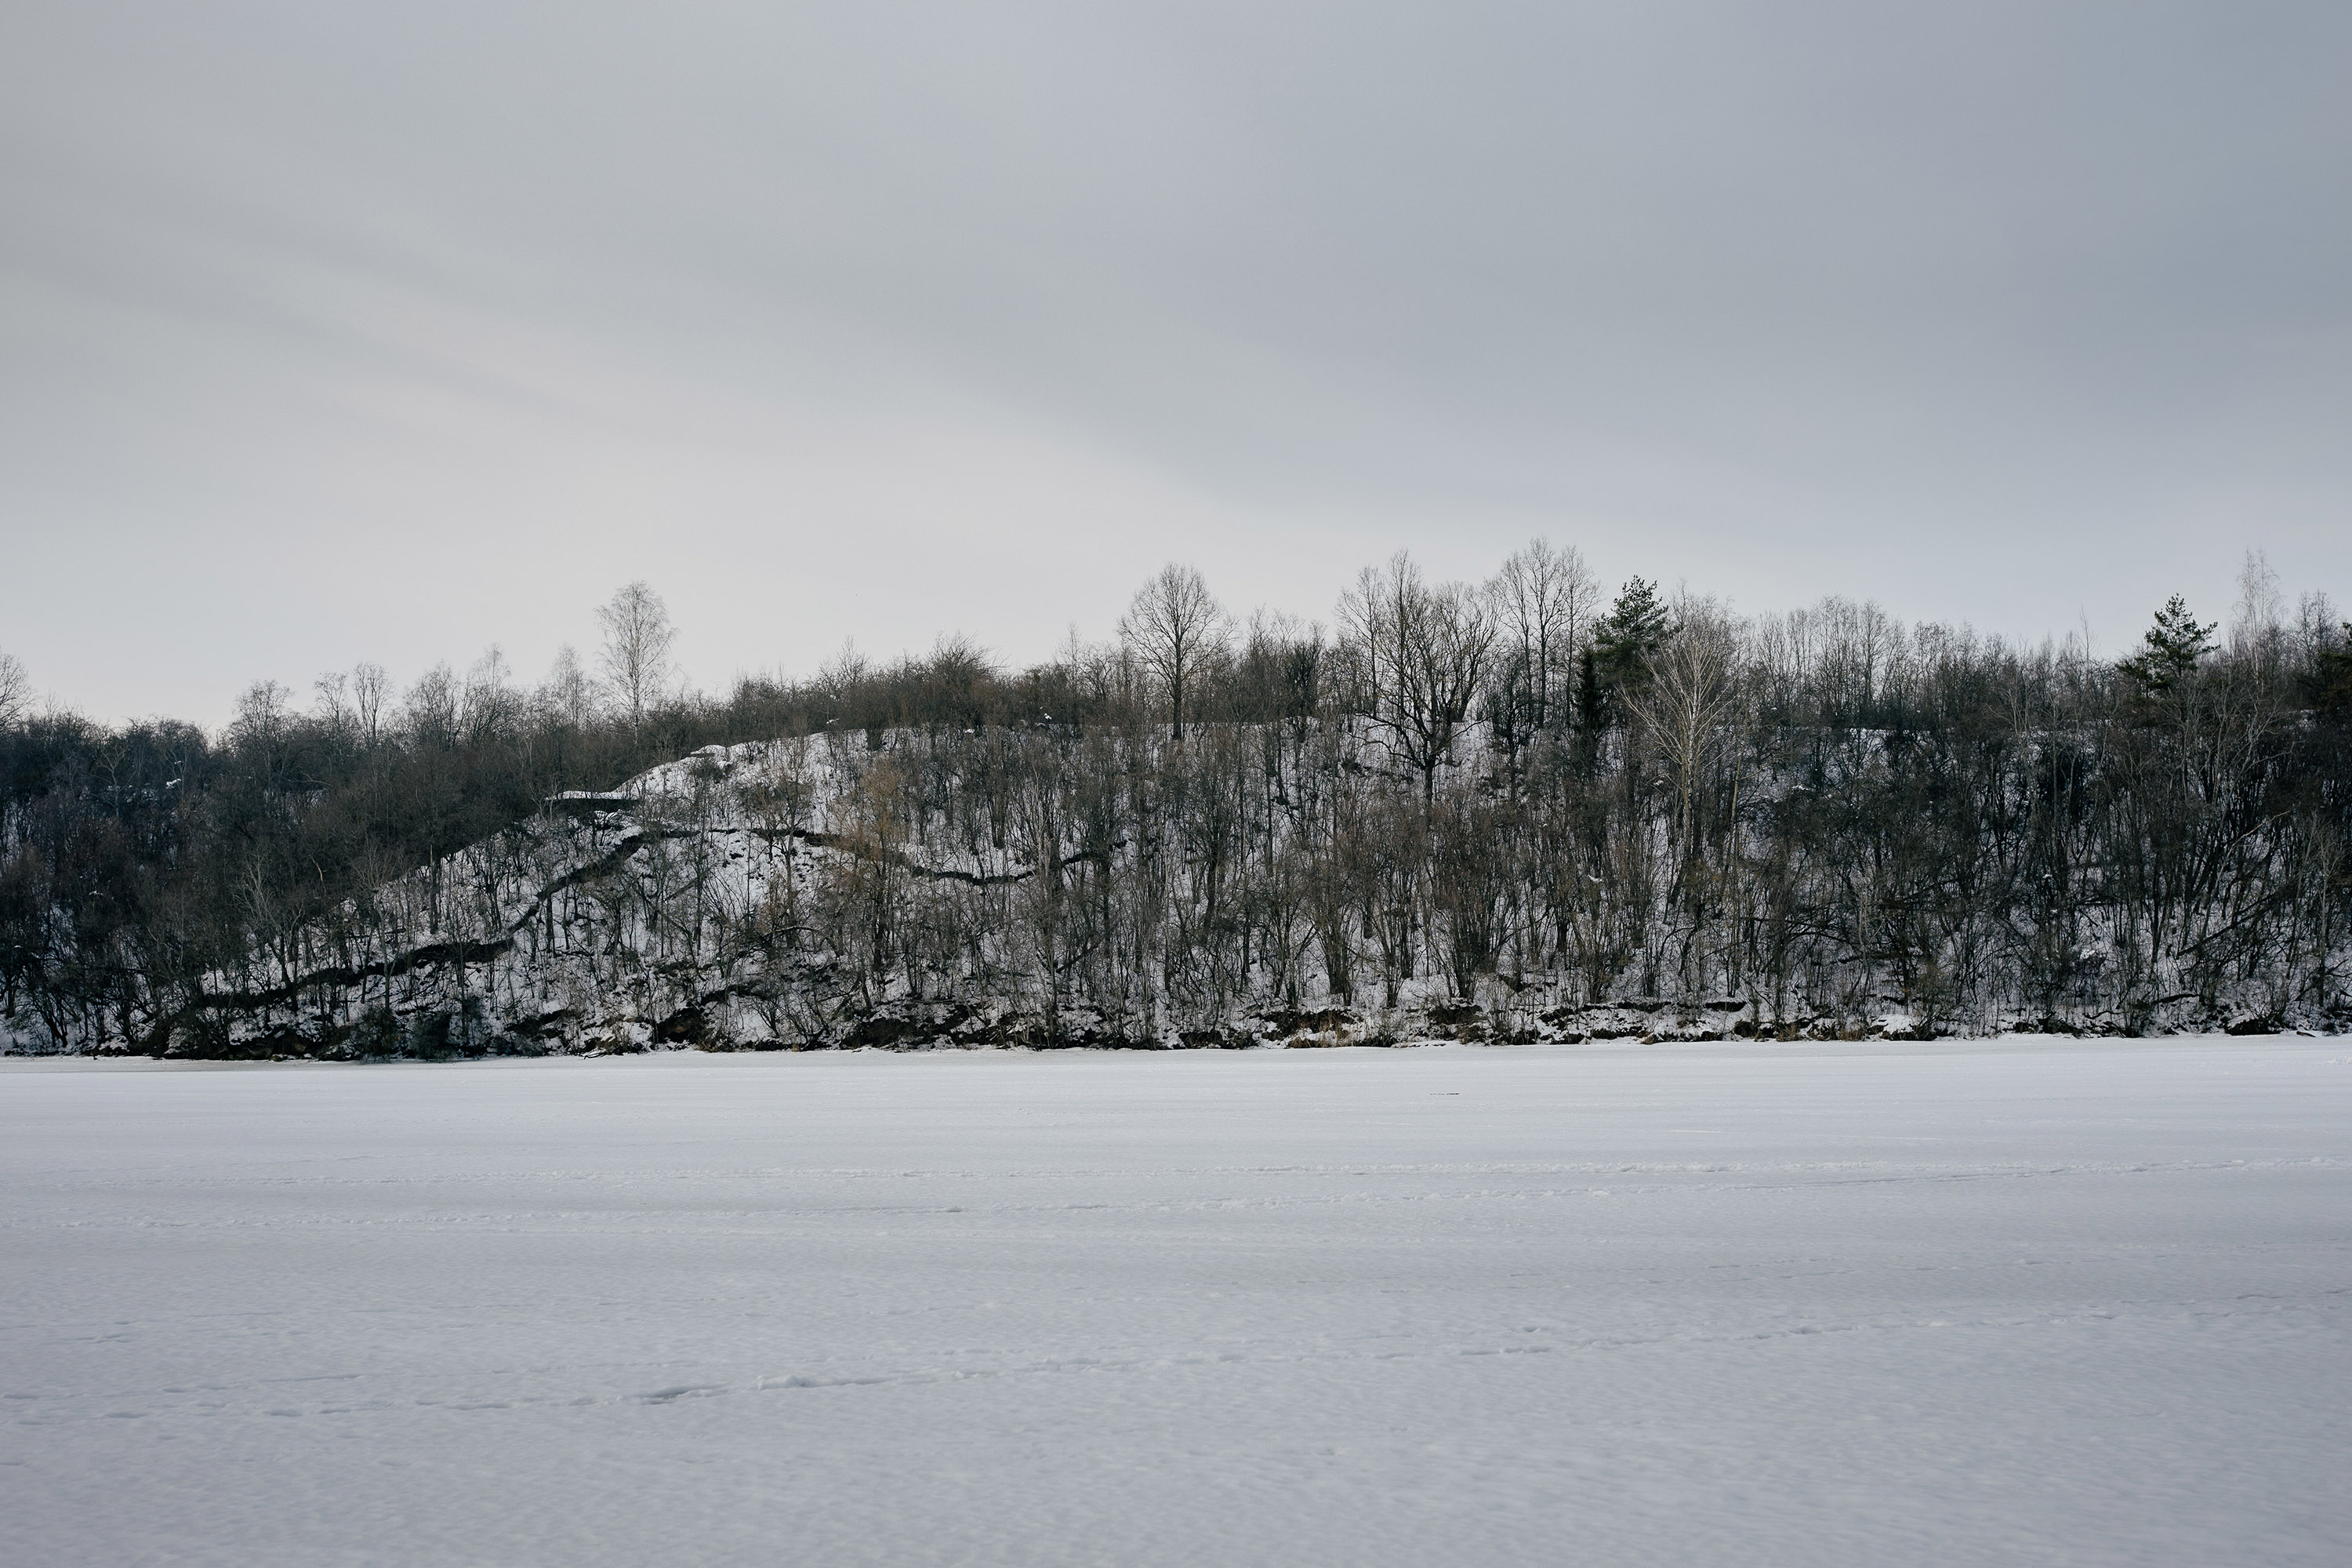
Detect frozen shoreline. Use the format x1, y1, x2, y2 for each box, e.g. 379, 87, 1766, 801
4, 1027, 2337, 1071
6, 1034, 2347, 1566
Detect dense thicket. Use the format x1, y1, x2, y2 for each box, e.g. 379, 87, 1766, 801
4, 549, 2349, 1053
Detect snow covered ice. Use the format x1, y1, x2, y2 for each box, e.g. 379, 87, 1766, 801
4, 1036, 2346, 1566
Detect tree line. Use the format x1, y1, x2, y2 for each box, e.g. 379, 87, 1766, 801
4, 548, 2349, 1053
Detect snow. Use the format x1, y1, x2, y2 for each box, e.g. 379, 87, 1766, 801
4, 1036, 2346, 1566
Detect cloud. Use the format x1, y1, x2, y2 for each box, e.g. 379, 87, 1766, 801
4, 1, 2347, 720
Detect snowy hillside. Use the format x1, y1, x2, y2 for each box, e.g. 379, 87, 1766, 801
9, 710, 2344, 1059
136, 731, 1577, 1058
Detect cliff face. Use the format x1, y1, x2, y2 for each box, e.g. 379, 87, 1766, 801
160, 738, 952, 1058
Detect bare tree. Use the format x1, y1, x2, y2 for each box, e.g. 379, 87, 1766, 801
1627, 606, 1742, 862
402, 664, 460, 747
0, 651, 31, 727
598, 580, 677, 725
231, 679, 292, 744
351, 662, 390, 749
312, 670, 352, 739
1487, 538, 1596, 734
539, 644, 597, 728
1811, 597, 1903, 722
462, 644, 517, 743
229, 681, 296, 793
1339, 553, 1495, 802
2230, 549, 2288, 677
1119, 563, 1225, 739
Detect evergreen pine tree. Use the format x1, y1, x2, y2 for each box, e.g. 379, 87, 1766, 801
2116, 596, 2216, 696
1594, 578, 1672, 684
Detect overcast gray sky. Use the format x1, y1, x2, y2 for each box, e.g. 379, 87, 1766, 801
4, 1, 2347, 722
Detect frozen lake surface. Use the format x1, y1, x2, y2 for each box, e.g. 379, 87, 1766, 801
4, 1037, 2347, 1567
